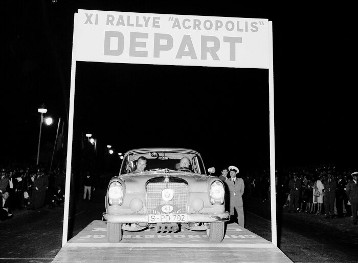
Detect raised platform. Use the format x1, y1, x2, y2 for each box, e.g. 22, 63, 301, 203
52, 220, 292, 262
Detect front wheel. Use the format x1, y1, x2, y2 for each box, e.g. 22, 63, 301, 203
206, 222, 225, 242
107, 222, 122, 242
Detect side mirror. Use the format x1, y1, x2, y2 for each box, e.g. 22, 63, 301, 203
208, 167, 215, 174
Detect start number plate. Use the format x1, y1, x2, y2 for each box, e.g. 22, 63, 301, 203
148, 214, 187, 223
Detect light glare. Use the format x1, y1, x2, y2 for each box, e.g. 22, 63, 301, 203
44, 117, 53, 126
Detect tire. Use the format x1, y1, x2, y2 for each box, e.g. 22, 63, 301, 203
107, 222, 122, 242
206, 222, 225, 242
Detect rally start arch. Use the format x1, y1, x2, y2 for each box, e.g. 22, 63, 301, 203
62, 9, 276, 248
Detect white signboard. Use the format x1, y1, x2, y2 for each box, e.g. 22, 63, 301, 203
74, 9, 269, 69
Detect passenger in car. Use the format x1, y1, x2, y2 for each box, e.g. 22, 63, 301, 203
178, 157, 191, 171
134, 156, 147, 173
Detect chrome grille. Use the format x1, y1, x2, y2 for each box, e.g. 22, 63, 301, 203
146, 182, 188, 214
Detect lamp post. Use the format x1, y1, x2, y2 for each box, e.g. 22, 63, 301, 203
37, 104, 48, 166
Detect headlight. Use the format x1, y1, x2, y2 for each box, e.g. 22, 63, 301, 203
209, 181, 225, 204
108, 181, 124, 205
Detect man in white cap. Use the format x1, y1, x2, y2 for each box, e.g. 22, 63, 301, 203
346, 172, 358, 225
226, 166, 245, 227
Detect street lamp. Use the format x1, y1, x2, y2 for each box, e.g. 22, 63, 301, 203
44, 117, 53, 126
36, 104, 47, 166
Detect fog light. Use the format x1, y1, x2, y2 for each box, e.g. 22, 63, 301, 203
191, 198, 204, 212
130, 198, 143, 212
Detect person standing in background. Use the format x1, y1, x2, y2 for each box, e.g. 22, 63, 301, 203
218, 168, 229, 212
83, 171, 94, 201
315, 176, 325, 215
288, 173, 302, 213
323, 172, 337, 218
336, 173, 347, 217
219, 168, 228, 182
346, 172, 358, 225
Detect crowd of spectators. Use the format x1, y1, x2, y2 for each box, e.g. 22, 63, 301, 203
236, 164, 357, 225
0, 166, 65, 221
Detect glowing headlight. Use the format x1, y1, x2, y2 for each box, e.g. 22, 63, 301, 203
162, 188, 174, 201
209, 181, 225, 204
108, 181, 124, 205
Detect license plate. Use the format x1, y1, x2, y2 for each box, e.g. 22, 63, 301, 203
148, 214, 187, 223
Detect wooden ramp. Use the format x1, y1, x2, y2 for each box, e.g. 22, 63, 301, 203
52, 220, 292, 262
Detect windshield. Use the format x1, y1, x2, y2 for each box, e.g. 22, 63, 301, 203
119, 149, 206, 175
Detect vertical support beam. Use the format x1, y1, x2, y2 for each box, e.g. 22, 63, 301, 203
50, 117, 61, 172
36, 114, 44, 166
268, 21, 277, 247
62, 13, 79, 247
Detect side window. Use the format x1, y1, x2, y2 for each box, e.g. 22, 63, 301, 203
120, 156, 134, 174
193, 155, 206, 174
126, 161, 134, 173
192, 157, 200, 174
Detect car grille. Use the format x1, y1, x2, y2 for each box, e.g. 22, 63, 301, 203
146, 182, 189, 214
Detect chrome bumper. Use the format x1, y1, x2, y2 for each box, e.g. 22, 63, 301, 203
104, 212, 230, 223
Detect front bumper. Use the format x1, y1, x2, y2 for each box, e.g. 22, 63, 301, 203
104, 212, 230, 223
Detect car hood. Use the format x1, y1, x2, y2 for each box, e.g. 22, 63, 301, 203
114, 172, 217, 193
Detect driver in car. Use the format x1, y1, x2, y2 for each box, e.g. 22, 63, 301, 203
178, 157, 191, 172
134, 156, 147, 173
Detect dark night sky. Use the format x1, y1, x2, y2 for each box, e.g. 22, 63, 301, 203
2, 0, 357, 171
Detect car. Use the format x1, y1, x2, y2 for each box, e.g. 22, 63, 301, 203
103, 148, 230, 242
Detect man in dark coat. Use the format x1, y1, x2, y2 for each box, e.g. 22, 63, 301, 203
31, 172, 44, 209
218, 168, 229, 212
323, 173, 337, 218
346, 172, 358, 225
218, 168, 228, 182
288, 173, 302, 213
336, 174, 347, 217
